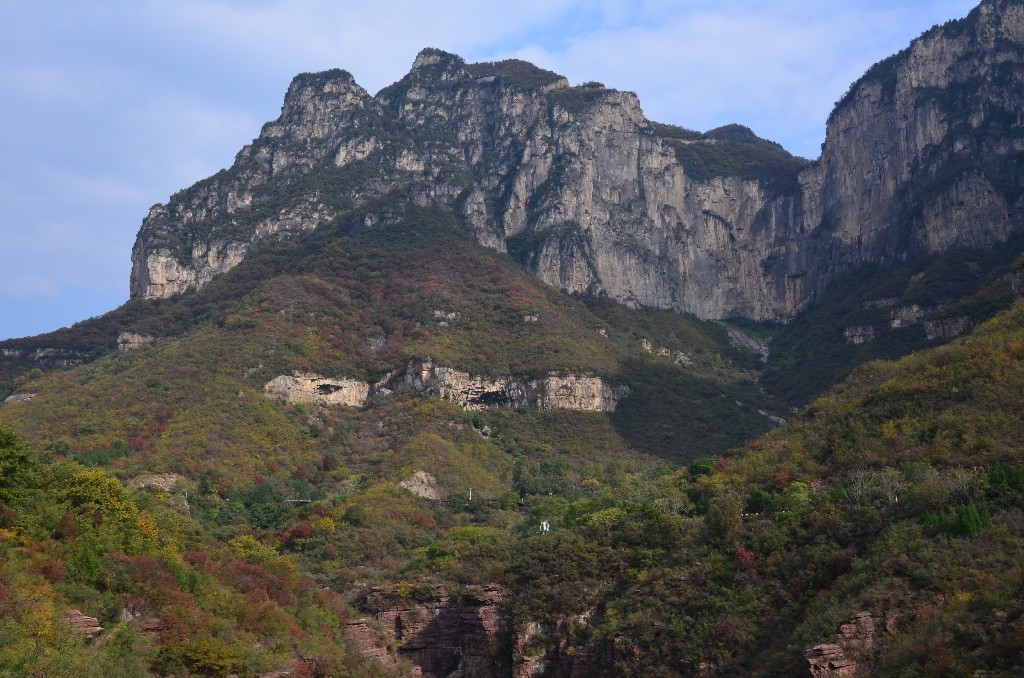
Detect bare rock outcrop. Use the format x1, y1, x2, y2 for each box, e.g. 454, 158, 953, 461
399, 471, 441, 500
2, 392, 36, 406
130, 1, 1024, 325
890, 305, 929, 329
62, 609, 102, 639
127, 472, 184, 492
355, 583, 507, 678
807, 610, 897, 677
264, 373, 370, 407
925, 315, 973, 340
387, 359, 628, 412
843, 325, 877, 344
117, 332, 154, 351
345, 618, 403, 674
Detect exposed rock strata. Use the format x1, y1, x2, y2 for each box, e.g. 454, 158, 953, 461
399, 470, 441, 500
843, 325, 877, 344
62, 610, 102, 639
890, 305, 929, 329
264, 373, 370, 407
117, 332, 155, 351
344, 619, 402, 674
806, 610, 897, 677
355, 584, 508, 678
131, 1, 1024, 324
2, 392, 36, 406
925, 315, 973, 340
387, 359, 628, 412
127, 472, 185, 492
265, 363, 628, 413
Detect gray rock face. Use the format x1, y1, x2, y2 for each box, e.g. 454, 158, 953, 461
264, 373, 370, 407
844, 325, 878, 345
386, 359, 629, 412
130, 1, 1024, 322
117, 332, 154, 351
263, 362, 628, 413
2, 392, 36, 406
925, 315, 974, 340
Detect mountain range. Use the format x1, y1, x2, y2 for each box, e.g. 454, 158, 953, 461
1, 1, 1024, 676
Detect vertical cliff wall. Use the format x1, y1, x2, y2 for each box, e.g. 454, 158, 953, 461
129, 0, 1024, 322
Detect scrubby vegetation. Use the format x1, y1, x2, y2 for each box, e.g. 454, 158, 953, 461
761, 241, 1024, 405
3, 192, 1023, 673
656, 123, 810, 195
0, 425, 394, 677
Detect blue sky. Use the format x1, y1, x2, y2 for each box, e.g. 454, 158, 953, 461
0, 0, 979, 340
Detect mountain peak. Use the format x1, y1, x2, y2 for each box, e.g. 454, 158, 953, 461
411, 47, 465, 71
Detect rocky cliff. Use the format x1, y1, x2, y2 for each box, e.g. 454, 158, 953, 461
263, 362, 628, 412
384, 359, 628, 412
130, 0, 1024, 322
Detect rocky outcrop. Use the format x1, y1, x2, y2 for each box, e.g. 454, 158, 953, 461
890, 305, 929, 329
386, 359, 628, 412
399, 470, 441, 500
117, 332, 154, 351
356, 584, 507, 678
264, 373, 370, 407
2, 392, 36, 406
0, 347, 84, 367
925, 315, 973, 340
1013, 268, 1024, 298
806, 644, 858, 677
263, 362, 627, 412
127, 472, 184, 492
129, 1, 1024, 324
722, 324, 771, 362
843, 325, 877, 344
806, 610, 898, 677
62, 610, 102, 639
344, 619, 403, 674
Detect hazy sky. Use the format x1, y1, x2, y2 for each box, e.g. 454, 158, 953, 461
0, 0, 979, 340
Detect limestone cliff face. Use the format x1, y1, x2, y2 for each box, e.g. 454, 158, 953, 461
386, 359, 628, 412
264, 373, 370, 408
263, 363, 628, 412
129, 0, 1024, 322
350, 584, 508, 678
800, 0, 1024, 300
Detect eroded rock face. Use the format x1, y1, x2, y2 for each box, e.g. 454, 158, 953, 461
131, 3, 1024, 323
2, 392, 36, 406
355, 584, 508, 678
264, 373, 370, 407
807, 610, 898, 677
925, 315, 973, 340
388, 359, 628, 412
263, 362, 627, 412
399, 470, 441, 500
127, 472, 184, 492
62, 610, 102, 640
890, 305, 929, 329
117, 332, 154, 351
844, 325, 877, 344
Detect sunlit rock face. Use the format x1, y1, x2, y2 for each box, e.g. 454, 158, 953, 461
385, 359, 629, 412
264, 373, 370, 407
131, 1, 1024, 323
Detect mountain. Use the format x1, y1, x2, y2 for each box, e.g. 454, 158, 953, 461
1, 1, 1024, 676
132, 0, 1024, 324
